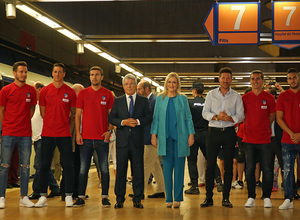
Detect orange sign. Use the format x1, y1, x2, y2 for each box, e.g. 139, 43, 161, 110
219, 4, 259, 32
218, 33, 259, 44
274, 2, 300, 31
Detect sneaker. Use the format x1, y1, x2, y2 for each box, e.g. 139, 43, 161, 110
73, 198, 85, 207
279, 199, 293, 210
65, 196, 73, 207
184, 186, 200, 195
237, 180, 244, 188
47, 191, 61, 198
256, 180, 262, 187
20, 196, 35, 208
102, 198, 111, 207
272, 186, 278, 192
232, 181, 243, 189
0, 197, 5, 209
217, 182, 223, 192
245, 198, 255, 207
264, 198, 272, 208
35, 196, 47, 208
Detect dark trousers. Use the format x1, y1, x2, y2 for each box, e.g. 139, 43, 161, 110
270, 137, 283, 170
187, 129, 221, 187
40, 137, 74, 196
115, 138, 144, 203
205, 127, 236, 199
244, 143, 273, 199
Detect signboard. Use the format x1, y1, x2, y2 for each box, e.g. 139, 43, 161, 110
272, 1, 300, 49
203, 2, 260, 45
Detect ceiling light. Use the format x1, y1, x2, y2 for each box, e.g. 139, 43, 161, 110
84, 44, 102, 53
159, 86, 164, 91
132, 71, 143, 77
98, 52, 120, 63
77, 43, 84, 54
120, 64, 135, 72
152, 81, 160, 87
143, 77, 152, 83
6, 3, 16, 19
57, 29, 81, 41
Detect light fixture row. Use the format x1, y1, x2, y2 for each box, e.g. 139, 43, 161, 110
10, 3, 163, 91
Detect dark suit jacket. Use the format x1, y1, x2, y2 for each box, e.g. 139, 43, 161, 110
144, 93, 156, 145
109, 93, 152, 148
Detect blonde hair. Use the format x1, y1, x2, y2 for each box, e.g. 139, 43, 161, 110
161, 72, 181, 99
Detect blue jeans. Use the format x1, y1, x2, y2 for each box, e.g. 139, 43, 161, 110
0, 136, 32, 197
32, 139, 60, 194
163, 137, 185, 203
40, 137, 74, 196
244, 143, 273, 199
281, 143, 300, 201
78, 139, 109, 197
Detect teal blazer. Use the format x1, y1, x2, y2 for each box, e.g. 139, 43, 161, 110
151, 94, 195, 157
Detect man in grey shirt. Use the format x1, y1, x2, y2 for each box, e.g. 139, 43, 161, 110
201, 67, 244, 208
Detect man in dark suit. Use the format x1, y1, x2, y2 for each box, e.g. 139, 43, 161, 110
109, 74, 151, 209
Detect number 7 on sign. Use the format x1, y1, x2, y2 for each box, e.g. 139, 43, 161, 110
231, 5, 245, 30
283, 6, 296, 26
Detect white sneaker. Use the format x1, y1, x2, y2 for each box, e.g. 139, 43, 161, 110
279, 199, 293, 210
0, 197, 5, 209
245, 198, 255, 207
65, 196, 73, 207
264, 198, 272, 208
232, 181, 243, 189
20, 196, 35, 208
35, 196, 48, 208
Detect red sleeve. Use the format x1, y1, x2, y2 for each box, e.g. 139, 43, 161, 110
70, 89, 77, 108
39, 87, 46, 106
0, 87, 8, 106
76, 90, 84, 109
108, 91, 114, 110
269, 95, 276, 113
276, 92, 284, 111
31, 87, 37, 106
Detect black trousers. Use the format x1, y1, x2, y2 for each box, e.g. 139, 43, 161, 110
187, 129, 221, 187
115, 138, 144, 203
205, 127, 236, 199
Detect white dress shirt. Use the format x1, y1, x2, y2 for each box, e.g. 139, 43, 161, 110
202, 87, 245, 128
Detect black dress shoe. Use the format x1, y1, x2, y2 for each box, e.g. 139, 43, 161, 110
47, 191, 61, 198
6, 183, 13, 189
200, 198, 213, 207
129, 194, 145, 199
222, 199, 233, 208
29, 192, 41, 200
294, 193, 300, 200
133, 202, 144, 209
11, 183, 20, 188
148, 192, 165, 198
114, 202, 124, 209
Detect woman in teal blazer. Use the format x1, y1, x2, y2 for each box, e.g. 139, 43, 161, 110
151, 72, 194, 208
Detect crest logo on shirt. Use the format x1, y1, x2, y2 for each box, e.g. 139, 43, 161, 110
64, 93, 69, 98
102, 96, 106, 100
262, 100, 267, 105
27, 93, 31, 98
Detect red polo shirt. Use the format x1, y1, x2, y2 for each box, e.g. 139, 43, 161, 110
276, 89, 300, 144
76, 86, 114, 140
242, 90, 276, 144
39, 83, 76, 137
0, 82, 37, 136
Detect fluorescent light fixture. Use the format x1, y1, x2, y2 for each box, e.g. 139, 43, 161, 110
120, 64, 135, 72
99, 39, 154, 43
98, 52, 120, 63
132, 71, 143, 77
57, 29, 81, 41
143, 77, 152, 83
152, 81, 160, 87
159, 86, 164, 91
17, 5, 61, 28
84, 44, 102, 53
260, 38, 272, 42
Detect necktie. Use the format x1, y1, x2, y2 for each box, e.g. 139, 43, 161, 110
129, 95, 134, 117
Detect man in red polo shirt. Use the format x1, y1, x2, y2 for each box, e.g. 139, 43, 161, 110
73, 66, 114, 208
276, 68, 300, 210
243, 70, 275, 208
0, 61, 37, 209
35, 63, 76, 208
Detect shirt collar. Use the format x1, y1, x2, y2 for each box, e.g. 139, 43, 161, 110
125, 92, 137, 100
147, 92, 153, 99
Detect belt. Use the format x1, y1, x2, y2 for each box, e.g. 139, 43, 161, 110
208, 126, 235, 132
